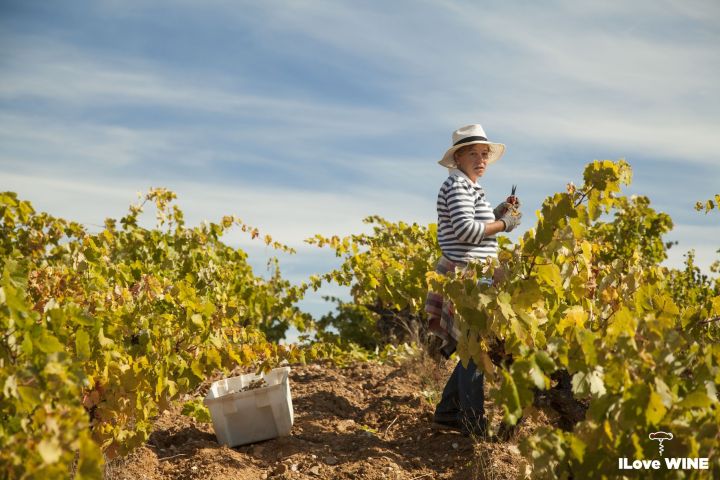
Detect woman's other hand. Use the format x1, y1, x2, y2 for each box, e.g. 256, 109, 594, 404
492, 265, 507, 285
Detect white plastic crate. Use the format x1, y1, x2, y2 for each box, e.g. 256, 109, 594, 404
203, 366, 294, 447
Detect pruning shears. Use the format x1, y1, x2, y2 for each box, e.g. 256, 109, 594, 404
507, 185, 519, 205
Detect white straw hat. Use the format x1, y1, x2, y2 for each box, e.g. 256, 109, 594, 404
438, 124, 506, 168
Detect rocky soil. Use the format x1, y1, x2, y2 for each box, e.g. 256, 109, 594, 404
106, 356, 550, 479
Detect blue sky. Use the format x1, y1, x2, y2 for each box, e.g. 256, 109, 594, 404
2, 0, 719, 325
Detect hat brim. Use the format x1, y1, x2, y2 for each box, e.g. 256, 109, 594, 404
438, 141, 505, 168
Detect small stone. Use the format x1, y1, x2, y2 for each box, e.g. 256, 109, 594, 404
290, 464, 298, 472
191, 466, 198, 471
324, 455, 338, 466
309, 465, 321, 476
275, 464, 288, 475
310, 454, 317, 459
452, 442, 459, 450
260, 474, 268, 480
336, 419, 356, 433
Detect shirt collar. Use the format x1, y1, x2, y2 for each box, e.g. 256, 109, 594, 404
449, 168, 482, 188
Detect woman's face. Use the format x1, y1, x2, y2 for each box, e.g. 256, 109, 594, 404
454, 144, 491, 182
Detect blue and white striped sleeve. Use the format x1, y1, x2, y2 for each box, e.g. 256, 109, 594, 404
444, 178, 486, 244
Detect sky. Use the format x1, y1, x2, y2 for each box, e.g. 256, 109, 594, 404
1, 0, 719, 330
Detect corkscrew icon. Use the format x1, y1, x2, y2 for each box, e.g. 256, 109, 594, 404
649, 431, 673, 456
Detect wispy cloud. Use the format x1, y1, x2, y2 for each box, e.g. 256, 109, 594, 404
0, 170, 433, 244
230, 1, 720, 164
0, 113, 177, 169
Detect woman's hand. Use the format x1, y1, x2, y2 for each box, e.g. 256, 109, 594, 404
495, 193, 521, 219
493, 201, 512, 220
500, 209, 522, 232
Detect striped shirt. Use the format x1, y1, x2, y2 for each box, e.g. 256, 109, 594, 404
436, 168, 498, 263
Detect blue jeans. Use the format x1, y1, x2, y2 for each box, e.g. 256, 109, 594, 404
434, 358, 486, 430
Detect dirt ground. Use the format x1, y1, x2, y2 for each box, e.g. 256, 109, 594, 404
106, 356, 549, 480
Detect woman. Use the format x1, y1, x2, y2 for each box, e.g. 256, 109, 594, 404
425, 124, 522, 437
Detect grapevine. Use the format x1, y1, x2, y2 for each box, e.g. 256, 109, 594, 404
2, 168, 718, 479
428, 161, 720, 478
0, 190, 316, 478
306, 216, 441, 350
